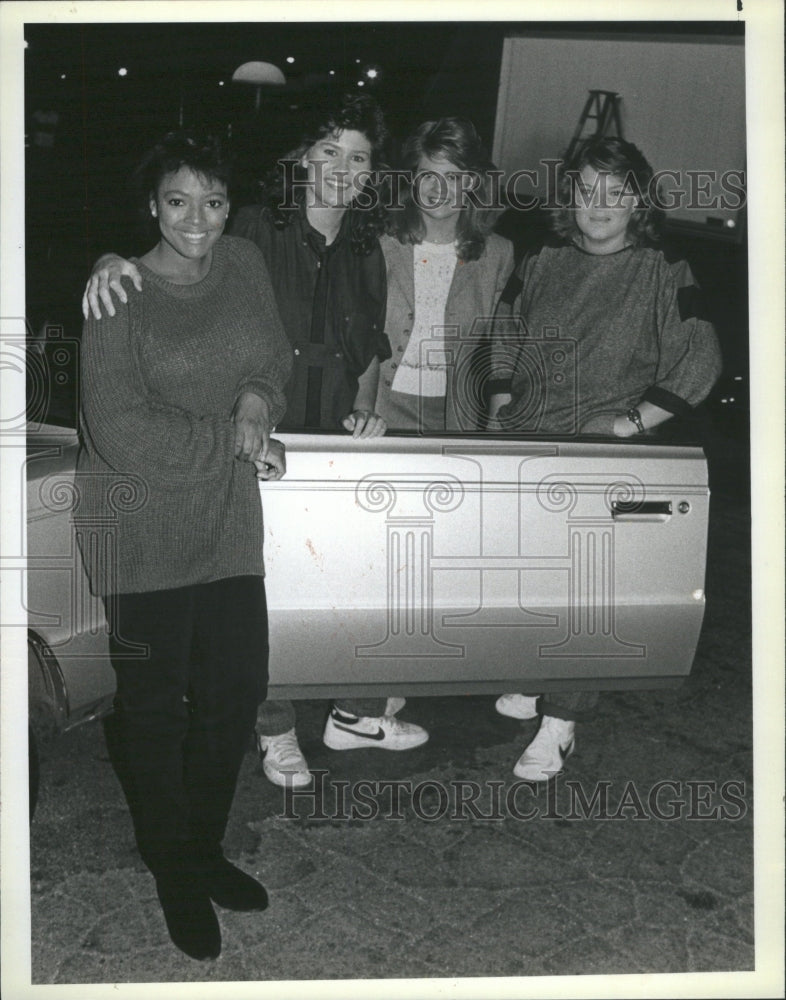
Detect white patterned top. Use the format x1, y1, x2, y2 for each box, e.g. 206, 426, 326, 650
392, 241, 457, 397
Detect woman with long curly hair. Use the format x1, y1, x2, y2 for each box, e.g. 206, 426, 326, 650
231, 92, 392, 433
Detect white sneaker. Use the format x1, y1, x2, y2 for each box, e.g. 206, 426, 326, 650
513, 716, 575, 782
385, 697, 406, 716
257, 728, 312, 788
323, 708, 429, 751
495, 693, 540, 720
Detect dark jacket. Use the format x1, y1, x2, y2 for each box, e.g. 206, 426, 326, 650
231, 206, 390, 431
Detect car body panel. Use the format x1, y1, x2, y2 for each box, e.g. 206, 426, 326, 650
24, 425, 709, 729
26, 427, 115, 730
263, 433, 709, 697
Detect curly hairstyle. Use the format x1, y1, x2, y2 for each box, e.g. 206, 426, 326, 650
263, 92, 389, 256
551, 136, 660, 246
391, 117, 499, 262
132, 131, 233, 226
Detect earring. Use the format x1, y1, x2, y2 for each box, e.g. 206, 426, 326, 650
151, 208, 157, 218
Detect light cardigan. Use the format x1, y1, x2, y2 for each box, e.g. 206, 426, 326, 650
76, 236, 293, 595
376, 232, 514, 430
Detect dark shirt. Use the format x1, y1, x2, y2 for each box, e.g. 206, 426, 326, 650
230, 205, 390, 431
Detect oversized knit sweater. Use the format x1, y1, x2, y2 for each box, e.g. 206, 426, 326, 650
489, 240, 722, 436
75, 236, 293, 595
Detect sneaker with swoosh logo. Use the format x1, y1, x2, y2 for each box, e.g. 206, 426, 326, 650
323, 707, 429, 751
257, 728, 312, 788
513, 715, 575, 782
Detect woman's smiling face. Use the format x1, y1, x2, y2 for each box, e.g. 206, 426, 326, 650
150, 167, 228, 266
573, 164, 638, 254
412, 154, 467, 227
302, 128, 373, 209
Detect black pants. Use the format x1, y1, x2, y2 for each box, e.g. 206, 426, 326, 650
102, 576, 268, 875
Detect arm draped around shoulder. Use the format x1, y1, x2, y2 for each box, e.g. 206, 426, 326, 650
79, 284, 235, 485
642, 256, 723, 415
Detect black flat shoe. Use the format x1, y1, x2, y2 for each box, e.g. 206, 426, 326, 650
155, 876, 221, 960
199, 854, 269, 912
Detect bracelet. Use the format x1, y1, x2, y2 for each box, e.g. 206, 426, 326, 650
626, 407, 645, 434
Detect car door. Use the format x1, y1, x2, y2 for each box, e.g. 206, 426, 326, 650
262, 431, 709, 699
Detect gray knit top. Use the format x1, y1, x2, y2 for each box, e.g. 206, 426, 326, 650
75, 236, 293, 595
489, 242, 722, 436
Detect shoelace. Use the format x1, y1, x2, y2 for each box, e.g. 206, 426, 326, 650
380, 714, 411, 735
269, 731, 306, 768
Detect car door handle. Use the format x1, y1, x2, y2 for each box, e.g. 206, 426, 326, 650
611, 500, 673, 522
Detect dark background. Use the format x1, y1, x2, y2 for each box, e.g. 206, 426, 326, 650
24, 19, 749, 488
25, 22, 509, 282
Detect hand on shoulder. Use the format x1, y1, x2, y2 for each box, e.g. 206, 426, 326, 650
82, 255, 143, 320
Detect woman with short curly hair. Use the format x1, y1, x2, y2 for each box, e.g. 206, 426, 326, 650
77, 129, 292, 960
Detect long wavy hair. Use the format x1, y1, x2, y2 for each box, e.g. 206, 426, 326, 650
551, 136, 660, 246
391, 117, 498, 262
262, 92, 389, 256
